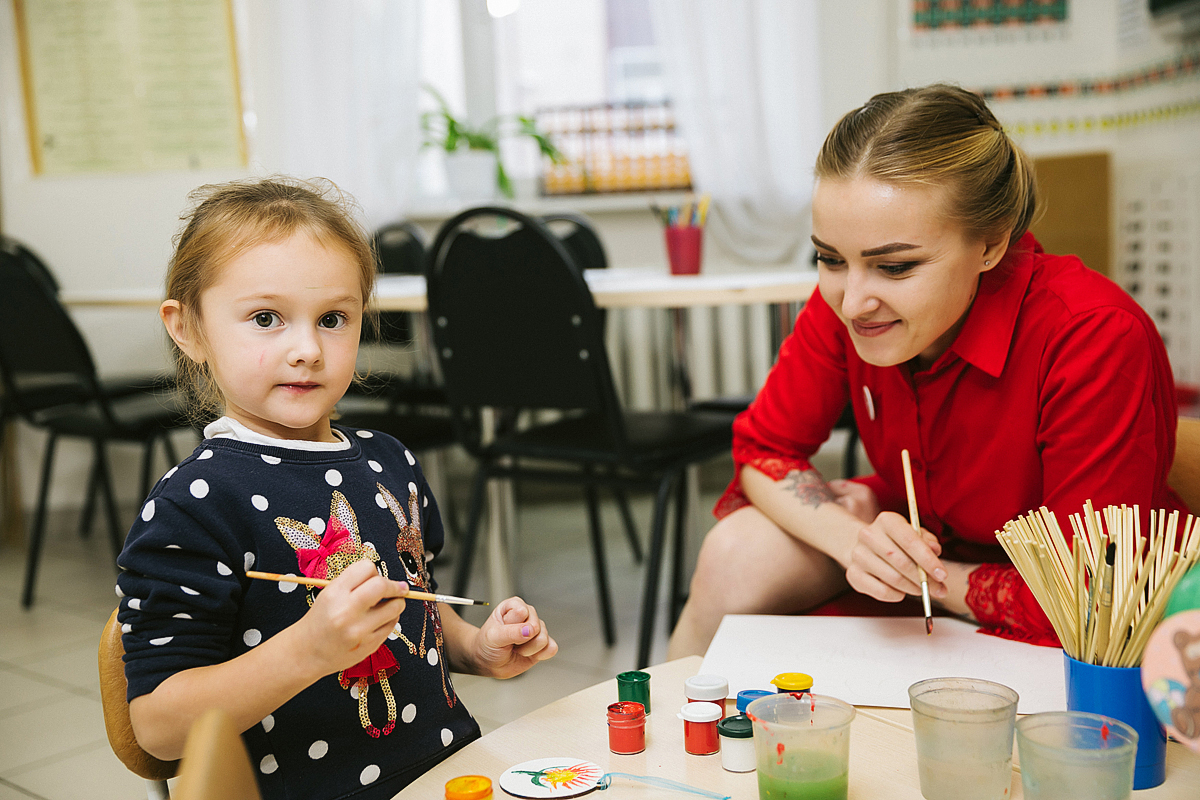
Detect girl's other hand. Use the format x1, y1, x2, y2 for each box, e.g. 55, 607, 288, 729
845, 510, 947, 603
472, 597, 558, 679
297, 559, 407, 677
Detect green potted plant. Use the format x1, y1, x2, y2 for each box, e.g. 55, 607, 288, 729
421, 85, 564, 199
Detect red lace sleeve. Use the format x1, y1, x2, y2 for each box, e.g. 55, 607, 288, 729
966, 563, 1061, 647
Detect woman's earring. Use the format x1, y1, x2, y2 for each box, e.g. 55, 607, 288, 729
984, 260, 991, 266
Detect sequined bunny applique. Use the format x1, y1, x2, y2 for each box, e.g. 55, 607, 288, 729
275, 491, 399, 737
377, 482, 456, 708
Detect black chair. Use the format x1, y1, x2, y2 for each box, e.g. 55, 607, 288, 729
427, 207, 733, 667
0, 248, 190, 607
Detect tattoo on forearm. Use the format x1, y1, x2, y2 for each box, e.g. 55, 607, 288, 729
780, 469, 834, 510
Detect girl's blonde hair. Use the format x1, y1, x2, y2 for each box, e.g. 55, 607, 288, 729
814, 84, 1039, 246
166, 176, 376, 422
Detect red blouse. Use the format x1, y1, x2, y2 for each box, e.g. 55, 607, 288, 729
717, 233, 1186, 645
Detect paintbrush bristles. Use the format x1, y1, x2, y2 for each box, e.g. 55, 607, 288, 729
996, 504, 1199, 667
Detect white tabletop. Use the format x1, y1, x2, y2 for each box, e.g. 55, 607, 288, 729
62, 268, 818, 313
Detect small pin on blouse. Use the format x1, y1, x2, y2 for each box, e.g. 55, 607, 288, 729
862, 385, 876, 421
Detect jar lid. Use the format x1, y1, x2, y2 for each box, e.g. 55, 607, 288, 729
445, 775, 493, 800
771, 672, 813, 691
616, 670, 649, 684
717, 713, 754, 739
607, 701, 646, 720
736, 689, 773, 712
684, 673, 729, 701
679, 701, 723, 723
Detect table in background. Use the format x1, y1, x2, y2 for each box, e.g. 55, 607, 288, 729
406, 654, 1199, 798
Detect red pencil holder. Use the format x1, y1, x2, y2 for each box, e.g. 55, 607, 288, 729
664, 225, 703, 275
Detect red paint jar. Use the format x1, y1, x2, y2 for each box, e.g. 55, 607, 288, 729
684, 674, 729, 719
607, 701, 646, 755
679, 701, 722, 755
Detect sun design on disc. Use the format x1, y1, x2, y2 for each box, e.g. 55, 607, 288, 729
511, 762, 601, 789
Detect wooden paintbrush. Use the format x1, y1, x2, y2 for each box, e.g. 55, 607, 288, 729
901, 449, 934, 635
245, 570, 489, 606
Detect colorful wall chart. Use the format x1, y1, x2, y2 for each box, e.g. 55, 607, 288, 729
13, 0, 246, 175
912, 0, 1069, 31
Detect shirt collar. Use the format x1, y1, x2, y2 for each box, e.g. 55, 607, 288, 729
942, 231, 1038, 379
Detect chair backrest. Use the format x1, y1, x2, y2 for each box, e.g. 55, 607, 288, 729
1170, 416, 1200, 514
174, 709, 262, 800
427, 207, 626, 444
541, 213, 608, 272
98, 609, 180, 781
2, 236, 60, 294
370, 222, 427, 346
0, 243, 102, 415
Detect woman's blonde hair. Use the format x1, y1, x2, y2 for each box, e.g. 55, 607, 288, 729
814, 84, 1039, 245
165, 176, 376, 422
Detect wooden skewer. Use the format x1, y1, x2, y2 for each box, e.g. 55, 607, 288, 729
900, 449, 934, 635
245, 570, 490, 606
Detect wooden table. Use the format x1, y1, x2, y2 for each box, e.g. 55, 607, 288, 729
408, 655, 1200, 798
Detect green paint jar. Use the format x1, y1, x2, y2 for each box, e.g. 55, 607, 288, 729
616, 670, 651, 715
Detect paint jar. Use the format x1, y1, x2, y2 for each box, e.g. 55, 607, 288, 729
747, 692, 855, 800
678, 701, 722, 755
1016, 711, 1138, 800
445, 775, 493, 800
606, 701, 647, 755
908, 677, 1018, 800
771, 672, 813, 698
616, 669, 651, 715
684, 674, 728, 719
717, 713, 756, 772
736, 689, 773, 714
1064, 653, 1166, 789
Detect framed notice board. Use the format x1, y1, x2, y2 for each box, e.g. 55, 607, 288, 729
13, 0, 247, 175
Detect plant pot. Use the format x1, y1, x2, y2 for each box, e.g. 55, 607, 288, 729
444, 150, 497, 202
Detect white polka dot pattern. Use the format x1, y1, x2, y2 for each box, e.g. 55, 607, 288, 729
128, 598, 142, 610
262, 715, 274, 732
217, 561, 232, 576
325, 469, 343, 486
350, 684, 360, 700
243, 629, 262, 646
115, 585, 125, 598
375, 493, 386, 509
163, 466, 178, 480
260, 754, 278, 774
308, 740, 328, 759
261, 454, 281, 465
401, 703, 416, 723
405, 450, 415, 465
150, 636, 173, 646
309, 517, 326, 534
356, 430, 374, 438
189, 479, 209, 499
198, 449, 214, 460
251, 494, 269, 511
166, 544, 181, 549
368, 460, 382, 473
441, 728, 454, 747
121, 623, 132, 634
180, 585, 199, 596
427, 648, 438, 666
244, 552, 256, 571
360, 765, 380, 785
278, 578, 298, 593
141, 501, 155, 521
408, 482, 417, 494
174, 613, 192, 619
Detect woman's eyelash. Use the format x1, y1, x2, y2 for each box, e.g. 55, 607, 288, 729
878, 261, 919, 276
815, 254, 843, 266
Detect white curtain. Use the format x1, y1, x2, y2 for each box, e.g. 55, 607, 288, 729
649, 0, 822, 264
252, 0, 422, 228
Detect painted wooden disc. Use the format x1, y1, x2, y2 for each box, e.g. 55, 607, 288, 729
1141, 608, 1200, 754
497, 758, 603, 798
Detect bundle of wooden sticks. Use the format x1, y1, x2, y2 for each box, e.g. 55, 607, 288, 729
996, 502, 1199, 667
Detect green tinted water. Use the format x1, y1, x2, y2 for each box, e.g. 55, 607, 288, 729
756, 750, 848, 799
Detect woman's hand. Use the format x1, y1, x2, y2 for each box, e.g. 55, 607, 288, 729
296, 559, 408, 677
468, 597, 558, 679
828, 478, 880, 523
845, 511, 948, 603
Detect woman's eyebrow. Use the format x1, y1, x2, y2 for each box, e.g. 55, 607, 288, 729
860, 242, 920, 257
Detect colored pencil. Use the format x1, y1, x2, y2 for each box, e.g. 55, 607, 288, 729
900, 449, 934, 635
245, 570, 489, 606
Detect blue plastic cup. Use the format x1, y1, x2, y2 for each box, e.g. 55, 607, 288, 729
1063, 653, 1166, 789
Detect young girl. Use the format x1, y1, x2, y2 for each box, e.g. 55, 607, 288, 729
117, 177, 557, 799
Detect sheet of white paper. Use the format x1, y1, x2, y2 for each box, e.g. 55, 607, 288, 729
699, 615, 1067, 714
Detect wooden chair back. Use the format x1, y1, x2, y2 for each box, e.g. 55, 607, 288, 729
174, 709, 262, 800
98, 609, 179, 783
1170, 416, 1200, 514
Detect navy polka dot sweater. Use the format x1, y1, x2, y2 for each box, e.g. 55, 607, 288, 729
117, 426, 480, 799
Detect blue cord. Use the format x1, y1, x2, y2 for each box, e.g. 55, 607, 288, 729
597, 772, 731, 799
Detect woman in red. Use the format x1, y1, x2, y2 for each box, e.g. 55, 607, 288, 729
668, 84, 1186, 658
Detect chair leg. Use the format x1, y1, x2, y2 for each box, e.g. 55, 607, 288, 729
613, 488, 643, 564
453, 464, 490, 596
78, 457, 100, 539
636, 471, 678, 669
93, 440, 124, 566
584, 479, 616, 646
162, 429, 180, 466
669, 471, 689, 629
21, 432, 59, 608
